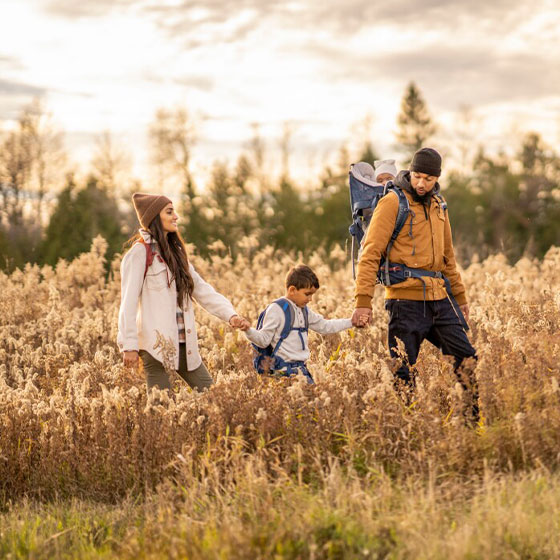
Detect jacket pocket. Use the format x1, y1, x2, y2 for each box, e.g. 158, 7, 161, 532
145, 262, 168, 291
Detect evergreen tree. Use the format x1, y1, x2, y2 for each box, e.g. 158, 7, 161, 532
40, 175, 124, 267
268, 178, 311, 252
395, 82, 437, 164
358, 141, 378, 167
517, 133, 560, 256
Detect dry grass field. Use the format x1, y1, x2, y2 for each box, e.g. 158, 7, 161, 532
1, 236, 560, 559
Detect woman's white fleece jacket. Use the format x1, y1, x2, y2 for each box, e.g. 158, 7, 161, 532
117, 230, 237, 370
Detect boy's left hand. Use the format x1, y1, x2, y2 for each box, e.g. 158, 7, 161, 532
229, 315, 251, 331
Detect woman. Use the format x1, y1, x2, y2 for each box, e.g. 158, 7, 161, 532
117, 192, 249, 391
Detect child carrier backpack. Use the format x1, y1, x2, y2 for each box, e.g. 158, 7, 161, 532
348, 162, 410, 282
252, 298, 309, 374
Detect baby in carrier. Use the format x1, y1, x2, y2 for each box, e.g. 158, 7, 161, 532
360, 159, 397, 231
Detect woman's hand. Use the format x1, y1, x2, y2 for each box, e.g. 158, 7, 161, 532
229, 315, 251, 331
123, 350, 139, 368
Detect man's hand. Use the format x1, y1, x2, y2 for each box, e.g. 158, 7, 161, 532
460, 304, 470, 323
352, 307, 372, 328
229, 315, 251, 331
123, 350, 139, 369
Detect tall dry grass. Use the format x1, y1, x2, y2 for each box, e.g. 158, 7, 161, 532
1, 236, 559, 557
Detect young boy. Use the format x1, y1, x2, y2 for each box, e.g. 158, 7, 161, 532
243, 264, 360, 384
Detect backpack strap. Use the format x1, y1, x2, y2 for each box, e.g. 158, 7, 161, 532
271, 298, 295, 356
434, 193, 447, 211
292, 305, 309, 350
137, 238, 155, 280
381, 185, 410, 286
270, 298, 309, 355
385, 185, 410, 241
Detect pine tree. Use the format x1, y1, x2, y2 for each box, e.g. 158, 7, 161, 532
358, 142, 378, 167
40, 175, 124, 267
395, 82, 437, 164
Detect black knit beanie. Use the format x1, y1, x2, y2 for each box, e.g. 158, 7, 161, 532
410, 148, 442, 177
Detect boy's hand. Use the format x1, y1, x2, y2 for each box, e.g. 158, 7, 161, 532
229, 315, 251, 331
357, 314, 369, 327
261, 355, 274, 373
352, 308, 372, 328
123, 350, 139, 368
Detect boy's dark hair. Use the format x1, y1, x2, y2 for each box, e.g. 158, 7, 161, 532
285, 265, 320, 290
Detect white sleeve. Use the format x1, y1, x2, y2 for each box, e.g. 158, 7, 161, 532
117, 245, 145, 352
189, 263, 237, 322
307, 308, 353, 335
244, 304, 283, 348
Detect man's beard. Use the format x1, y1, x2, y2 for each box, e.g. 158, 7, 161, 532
412, 189, 432, 204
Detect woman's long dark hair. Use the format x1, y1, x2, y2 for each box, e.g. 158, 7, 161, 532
124, 216, 194, 306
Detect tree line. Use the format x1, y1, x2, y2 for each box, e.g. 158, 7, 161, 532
1, 83, 559, 271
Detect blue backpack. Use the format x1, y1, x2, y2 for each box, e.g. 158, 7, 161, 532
252, 298, 309, 374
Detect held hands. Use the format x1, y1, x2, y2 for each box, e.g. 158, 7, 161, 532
123, 350, 139, 368
229, 314, 251, 331
352, 307, 372, 328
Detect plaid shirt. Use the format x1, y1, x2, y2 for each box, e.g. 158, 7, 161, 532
177, 306, 186, 343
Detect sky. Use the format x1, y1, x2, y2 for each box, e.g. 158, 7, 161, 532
1, 0, 559, 190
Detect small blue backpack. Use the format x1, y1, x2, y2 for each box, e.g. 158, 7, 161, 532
252, 298, 309, 374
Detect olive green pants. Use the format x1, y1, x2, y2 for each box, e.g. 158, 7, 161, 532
139, 344, 213, 392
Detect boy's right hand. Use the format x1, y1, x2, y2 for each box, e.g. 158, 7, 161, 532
123, 350, 139, 368
352, 308, 372, 328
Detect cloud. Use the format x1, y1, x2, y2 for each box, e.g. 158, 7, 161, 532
0, 55, 25, 72
144, 0, 538, 40
378, 51, 560, 108
141, 71, 216, 92
173, 75, 215, 92
297, 39, 560, 110
0, 79, 48, 120
0, 79, 46, 97
41, 0, 139, 18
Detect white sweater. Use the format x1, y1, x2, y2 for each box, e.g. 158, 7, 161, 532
117, 230, 237, 370
244, 299, 352, 363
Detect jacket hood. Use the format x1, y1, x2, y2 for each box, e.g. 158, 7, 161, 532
393, 170, 441, 198
139, 228, 156, 244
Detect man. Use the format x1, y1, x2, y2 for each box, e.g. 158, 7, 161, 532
352, 148, 479, 420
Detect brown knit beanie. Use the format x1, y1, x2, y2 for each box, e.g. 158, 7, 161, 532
132, 192, 173, 228
410, 147, 442, 177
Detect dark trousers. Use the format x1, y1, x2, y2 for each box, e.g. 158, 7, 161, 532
385, 298, 478, 416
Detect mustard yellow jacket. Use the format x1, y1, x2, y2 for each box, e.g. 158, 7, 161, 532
355, 172, 467, 308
